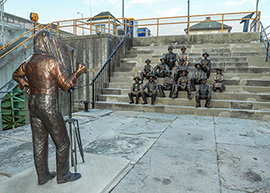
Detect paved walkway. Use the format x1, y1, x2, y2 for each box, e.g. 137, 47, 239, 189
0, 109, 269, 193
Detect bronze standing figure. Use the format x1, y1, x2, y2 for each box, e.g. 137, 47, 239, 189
128, 76, 142, 104
12, 31, 86, 185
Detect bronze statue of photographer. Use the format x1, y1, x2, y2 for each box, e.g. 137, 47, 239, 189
13, 31, 86, 185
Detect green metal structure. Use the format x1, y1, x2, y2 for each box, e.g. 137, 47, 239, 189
1, 86, 26, 130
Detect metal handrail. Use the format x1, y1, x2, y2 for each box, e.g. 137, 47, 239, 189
91, 29, 133, 108
260, 22, 270, 62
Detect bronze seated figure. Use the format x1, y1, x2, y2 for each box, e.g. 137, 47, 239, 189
158, 70, 174, 98
141, 74, 159, 105
195, 77, 212, 108
171, 70, 192, 100
128, 76, 142, 104
212, 68, 226, 92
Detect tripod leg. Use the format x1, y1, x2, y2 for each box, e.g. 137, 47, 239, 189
75, 120, 85, 163
73, 123, 77, 172
68, 122, 74, 167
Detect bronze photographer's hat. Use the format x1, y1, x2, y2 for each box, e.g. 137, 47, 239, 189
145, 59, 151, 63
182, 69, 189, 75
133, 76, 141, 81
181, 46, 186, 50
160, 57, 166, 61
168, 46, 173, 50
194, 62, 202, 68
149, 74, 157, 79
202, 52, 209, 57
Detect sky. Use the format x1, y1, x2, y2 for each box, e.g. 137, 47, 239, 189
3, 0, 270, 33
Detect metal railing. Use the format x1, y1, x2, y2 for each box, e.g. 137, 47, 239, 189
260, 22, 270, 62
90, 29, 133, 108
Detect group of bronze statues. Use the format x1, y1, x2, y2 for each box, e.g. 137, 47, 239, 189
129, 46, 226, 107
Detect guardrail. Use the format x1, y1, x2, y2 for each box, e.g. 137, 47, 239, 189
260, 22, 270, 62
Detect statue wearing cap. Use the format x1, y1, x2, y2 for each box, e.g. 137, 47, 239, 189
158, 70, 174, 98
177, 46, 189, 67
212, 68, 226, 92
191, 63, 206, 91
171, 70, 192, 100
195, 77, 212, 108
141, 59, 153, 83
164, 46, 177, 70
128, 76, 143, 104
141, 74, 159, 105
200, 52, 212, 79
154, 57, 167, 78
173, 57, 188, 83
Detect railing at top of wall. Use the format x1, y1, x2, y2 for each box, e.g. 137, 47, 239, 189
260, 22, 270, 62
0, 11, 262, 60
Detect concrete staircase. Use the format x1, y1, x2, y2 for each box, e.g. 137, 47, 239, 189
95, 33, 270, 121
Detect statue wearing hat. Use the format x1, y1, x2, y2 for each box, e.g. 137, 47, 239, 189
191, 63, 206, 91
171, 70, 192, 100
158, 70, 174, 98
128, 76, 143, 104
177, 46, 189, 67
200, 52, 212, 79
195, 77, 212, 108
212, 68, 226, 92
141, 59, 153, 83
141, 74, 159, 105
174, 57, 188, 83
154, 57, 167, 78
164, 46, 177, 70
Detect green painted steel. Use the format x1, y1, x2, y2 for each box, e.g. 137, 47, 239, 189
1, 86, 26, 130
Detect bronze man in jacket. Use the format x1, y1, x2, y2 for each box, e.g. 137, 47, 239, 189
128, 76, 142, 104
12, 31, 86, 185
191, 63, 205, 91
164, 46, 177, 70
176, 46, 189, 67
141, 75, 159, 105
212, 68, 226, 92
154, 57, 167, 78
201, 52, 211, 79
174, 58, 188, 83
195, 77, 212, 108
158, 70, 174, 98
141, 59, 153, 83
172, 70, 192, 100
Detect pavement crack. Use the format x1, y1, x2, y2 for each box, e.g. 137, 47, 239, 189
0, 172, 12, 178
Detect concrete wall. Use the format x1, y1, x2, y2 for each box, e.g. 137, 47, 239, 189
132, 32, 260, 46
1, 29, 30, 46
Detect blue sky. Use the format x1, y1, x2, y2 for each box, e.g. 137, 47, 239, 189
4, 0, 270, 30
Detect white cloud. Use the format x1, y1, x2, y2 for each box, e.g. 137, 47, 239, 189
224, 0, 255, 6
128, 0, 166, 4
158, 7, 183, 17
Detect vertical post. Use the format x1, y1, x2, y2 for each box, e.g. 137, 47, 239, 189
108, 16, 111, 34
92, 81, 95, 109
187, 0, 190, 34
221, 14, 224, 33
57, 22, 60, 37
108, 60, 111, 83
157, 19, 159, 37
258, 11, 261, 32
122, 0, 124, 21
125, 18, 127, 35
73, 20, 77, 36
187, 16, 190, 35
1, 2, 5, 46
266, 41, 269, 62
90, 18, 92, 35
114, 21, 116, 35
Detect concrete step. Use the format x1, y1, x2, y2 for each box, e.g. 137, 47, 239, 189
95, 101, 270, 121
101, 88, 270, 102
107, 83, 270, 93
98, 94, 270, 111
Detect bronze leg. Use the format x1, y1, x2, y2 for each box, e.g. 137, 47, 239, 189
158, 85, 166, 97
128, 92, 134, 103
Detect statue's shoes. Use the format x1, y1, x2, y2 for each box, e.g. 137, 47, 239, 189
38, 171, 56, 185
57, 172, 81, 184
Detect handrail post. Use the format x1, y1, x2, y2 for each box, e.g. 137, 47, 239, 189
108, 60, 111, 82
258, 11, 261, 32
92, 81, 95, 109
73, 20, 77, 36
157, 18, 159, 37
57, 22, 60, 37
187, 15, 190, 35
108, 16, 111, 34
221, 14, 224, 33
267, 41, 269, 62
